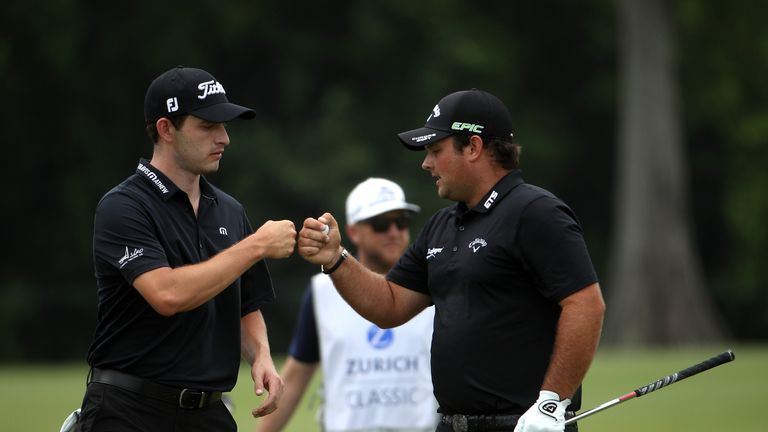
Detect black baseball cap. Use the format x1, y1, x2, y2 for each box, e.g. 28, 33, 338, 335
144, 66, 255, 124
397, 89, 514, 150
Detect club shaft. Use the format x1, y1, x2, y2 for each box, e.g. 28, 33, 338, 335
565, 392, 635, 425
565, 350, 734, 426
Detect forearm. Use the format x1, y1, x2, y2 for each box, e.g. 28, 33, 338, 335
328, 251, 426, 328
241, 310, 272, 366
135, 237, 266, 316
298, 213, 429, 326
541, 283, 605, 399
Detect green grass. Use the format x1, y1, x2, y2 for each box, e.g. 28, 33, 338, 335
0, 345, 761, 431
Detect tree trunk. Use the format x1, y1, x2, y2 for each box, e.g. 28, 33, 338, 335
604, 0, 724, 345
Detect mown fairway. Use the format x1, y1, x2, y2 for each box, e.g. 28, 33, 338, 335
0, 345, 760, 431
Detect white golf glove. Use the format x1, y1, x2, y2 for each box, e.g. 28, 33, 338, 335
514, 390, 571, 432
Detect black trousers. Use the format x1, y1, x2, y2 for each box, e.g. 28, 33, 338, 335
76, 382, 236, 432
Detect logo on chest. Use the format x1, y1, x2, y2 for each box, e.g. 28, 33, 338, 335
468, 238, 488, 253
426, 247, 444, 260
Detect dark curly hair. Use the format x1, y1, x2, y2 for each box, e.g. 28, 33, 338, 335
452, 134, 521, 170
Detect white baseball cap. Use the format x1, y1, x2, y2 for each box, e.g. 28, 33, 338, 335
345, 178, 420, 225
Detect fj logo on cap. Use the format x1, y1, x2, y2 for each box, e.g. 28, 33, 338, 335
166, 97, 179, 113
451, 122, 484, 133
197, 80, 226, 99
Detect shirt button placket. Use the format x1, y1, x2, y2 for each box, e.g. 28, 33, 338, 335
453, 225, 464, 252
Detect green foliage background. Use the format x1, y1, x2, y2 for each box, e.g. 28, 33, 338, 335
0, 0, 766, 360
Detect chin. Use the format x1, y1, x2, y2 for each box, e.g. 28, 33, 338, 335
201, 163, 221, 174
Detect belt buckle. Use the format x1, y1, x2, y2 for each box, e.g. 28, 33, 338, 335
452, 414, 469, 432
179, 388, 208, 409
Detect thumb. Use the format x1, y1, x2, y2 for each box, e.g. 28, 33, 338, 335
253, 372, 265, 396
318, 212, 339, 230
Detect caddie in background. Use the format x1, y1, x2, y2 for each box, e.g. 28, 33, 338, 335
72, 66, 296, 431
298, 89, 605, 432
257, 177, 439, 432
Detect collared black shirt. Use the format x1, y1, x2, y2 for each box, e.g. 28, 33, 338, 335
387, 170, 597, 415
87, 159, 275, 391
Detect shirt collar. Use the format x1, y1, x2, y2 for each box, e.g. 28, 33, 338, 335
451, 170, 525, 217
135, 159, 218, 204
136, 159, 178, 200
199, 175, 219, 205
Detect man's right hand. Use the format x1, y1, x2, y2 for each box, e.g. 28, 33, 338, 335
298, 212, 341, 266
252, 219, 296, 259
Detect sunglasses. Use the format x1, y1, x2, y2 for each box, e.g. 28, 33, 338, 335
362, 213, 412, 233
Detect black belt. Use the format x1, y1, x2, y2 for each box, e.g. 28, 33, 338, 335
441, 411, 577, 432
90, 368, 222, 409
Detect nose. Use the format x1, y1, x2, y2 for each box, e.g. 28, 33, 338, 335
421, 153, 432, 171
217, 125, 230, 147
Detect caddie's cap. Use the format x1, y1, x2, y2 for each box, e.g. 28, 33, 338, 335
346, 178, 420, 225
397, 89, 514, 150
144, 66, 255, 123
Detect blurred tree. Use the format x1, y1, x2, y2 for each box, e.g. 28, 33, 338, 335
1, 0, 766, 360
676, 0, 768, 340
604, 0, 724, 345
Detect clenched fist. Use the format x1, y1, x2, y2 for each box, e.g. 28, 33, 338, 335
298, 212, 341, 266
252, 219, 296, 259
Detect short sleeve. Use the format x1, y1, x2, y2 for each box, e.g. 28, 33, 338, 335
93, 192, 169, 284
517, 196, 598, 301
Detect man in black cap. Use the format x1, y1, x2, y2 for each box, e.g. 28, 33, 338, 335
75, 66, 296, 431
298, 89, 605, 432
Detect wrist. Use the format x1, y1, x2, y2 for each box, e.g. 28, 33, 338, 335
322, 247, 348, 274
538, 390, 561, 401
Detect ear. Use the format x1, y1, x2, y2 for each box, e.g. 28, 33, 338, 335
465, 135, 485, 162
155, 118, 176, 143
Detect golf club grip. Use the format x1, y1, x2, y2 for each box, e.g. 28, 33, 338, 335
634, 350, 735, 397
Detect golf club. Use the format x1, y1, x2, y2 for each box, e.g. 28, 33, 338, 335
565, 349, 735, 425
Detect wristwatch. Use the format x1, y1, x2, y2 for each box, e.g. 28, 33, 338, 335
322, 248, 349, 274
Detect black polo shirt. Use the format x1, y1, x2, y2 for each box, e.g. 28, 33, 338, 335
87, 159, 275, 391
387, 170, 597, 415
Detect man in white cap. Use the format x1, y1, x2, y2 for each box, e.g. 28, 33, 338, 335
257, 178, 438, 432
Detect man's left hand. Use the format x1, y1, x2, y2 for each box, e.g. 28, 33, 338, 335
250, 359, 284, 417
514, 391, 570, 432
